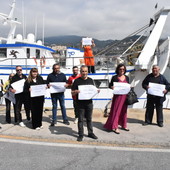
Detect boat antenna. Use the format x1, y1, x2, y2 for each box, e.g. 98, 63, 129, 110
25, 15, 27, 39
35, 15, 37, 41
22, 0, 25, 39
42, 14, 45, 45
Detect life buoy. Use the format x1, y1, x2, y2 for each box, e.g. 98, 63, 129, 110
40, 56, 46, 67
33, 57, 37, 65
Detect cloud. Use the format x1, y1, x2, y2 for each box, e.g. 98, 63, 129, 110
0, 0, 170, 40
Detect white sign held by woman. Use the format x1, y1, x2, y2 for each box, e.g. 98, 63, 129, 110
113, 82, 130, 95
30, 84, 46, 97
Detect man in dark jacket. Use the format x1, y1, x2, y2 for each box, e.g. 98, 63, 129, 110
142, 65, 170, 127
10, 66, 30, 127
47, 64, 69, 126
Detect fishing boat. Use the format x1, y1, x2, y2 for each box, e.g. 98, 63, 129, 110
0, 0, 170, 109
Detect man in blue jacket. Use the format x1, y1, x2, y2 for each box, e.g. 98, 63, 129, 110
47, 64, 69, 126
142, 65, 170, 127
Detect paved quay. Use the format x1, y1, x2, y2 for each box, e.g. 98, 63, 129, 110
0, 106, 170, 148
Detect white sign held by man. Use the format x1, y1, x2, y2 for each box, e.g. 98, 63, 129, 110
78, 85, 98, 100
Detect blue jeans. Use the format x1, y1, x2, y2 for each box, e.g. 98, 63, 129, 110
51, 93, 68, 122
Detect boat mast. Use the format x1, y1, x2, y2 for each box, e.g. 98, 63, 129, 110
7, 0, 21, 43
0, 0, 21, 43
135, 7, 170, 70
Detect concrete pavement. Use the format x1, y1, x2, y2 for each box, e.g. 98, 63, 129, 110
0, 105, 170, 148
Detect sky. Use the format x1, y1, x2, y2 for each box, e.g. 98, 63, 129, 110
0, 0, 170, 41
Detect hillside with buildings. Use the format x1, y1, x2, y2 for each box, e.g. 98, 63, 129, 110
45, 35, 146, 56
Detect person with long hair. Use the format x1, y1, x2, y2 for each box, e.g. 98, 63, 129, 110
24, 68, 45, 130
104, 64, 130, 134
3, 73, 16, 123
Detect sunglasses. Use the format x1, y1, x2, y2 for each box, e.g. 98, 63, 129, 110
16, 69, 22, 71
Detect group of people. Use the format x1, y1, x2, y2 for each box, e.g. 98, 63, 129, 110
1, 64, 99, 142
104, 64, 170, 135
0, 63, 169, 142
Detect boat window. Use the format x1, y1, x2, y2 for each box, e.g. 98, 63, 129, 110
36, 49, 40, 59
0, 48, 7, 58
93, 79, 109, 88
27, 48, 30, 58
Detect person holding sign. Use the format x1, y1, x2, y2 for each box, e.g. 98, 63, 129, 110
104, 64, 130, 134
72, 65, 99, 142
3, 73, 16, 123
142, 65, 170, 127
47, 64, 70, 126
81, 37, 96, 73
10, 66, 30, 127
24, 68, 45, 130
67, 66, 81, 124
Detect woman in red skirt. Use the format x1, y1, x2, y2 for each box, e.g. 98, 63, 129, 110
104, 64, 130, 134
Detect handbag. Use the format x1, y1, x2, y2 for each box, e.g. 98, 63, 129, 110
126, 88, 138, 105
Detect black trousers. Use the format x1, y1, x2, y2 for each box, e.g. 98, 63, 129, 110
145, 96, 163, 124
31, 96, 44, 129
88, 66, 95, 73
5, 98, 16, 123
15, 93, 31, 123
77, 102, 93, 136
23, 93, 31, 121
73, 99, 78, 118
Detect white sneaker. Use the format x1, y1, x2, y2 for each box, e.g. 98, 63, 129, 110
40, 126, 43, 129
35, 127, 40, 130
19, 122, 26, 127
74, 118, 78, 124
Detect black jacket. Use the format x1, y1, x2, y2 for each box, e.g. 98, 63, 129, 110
142, 73, 170, 103
24, 76, 45, 93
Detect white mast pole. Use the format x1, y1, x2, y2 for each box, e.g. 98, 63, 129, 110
42, 14, 45, 45
35, 15, 37, 42
22, 0, 25, 39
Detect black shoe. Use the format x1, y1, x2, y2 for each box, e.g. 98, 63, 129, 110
112, 129, 120, 134
121, 128, 130, 131
63, 120, 70, 125
50, 121, 56, 126
158, 123, 163, 127
142, 122, 150, 126
77, 136, 83, 142
88, 133, 98, 139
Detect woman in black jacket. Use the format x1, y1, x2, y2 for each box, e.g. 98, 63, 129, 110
24, 68, 46, 130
